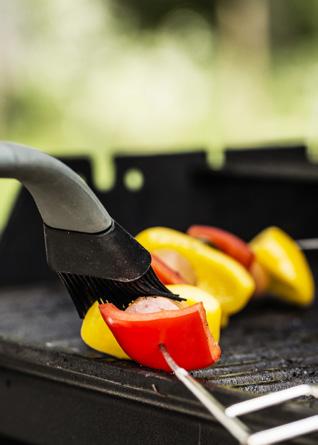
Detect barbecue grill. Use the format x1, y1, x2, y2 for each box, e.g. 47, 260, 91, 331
0, 145, 318, 444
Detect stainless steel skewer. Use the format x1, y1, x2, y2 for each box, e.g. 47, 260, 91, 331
160, 344, 250, 444
297, 238, 318, 250
160, 345, 318, 445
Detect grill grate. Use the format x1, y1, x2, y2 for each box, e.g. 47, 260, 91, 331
195, 297, 318, 401
0, 282, 318, 402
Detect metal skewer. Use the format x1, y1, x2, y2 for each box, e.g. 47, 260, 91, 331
160, 345, 318, 445
297, 238, 318, 250
160, 344, 250, 444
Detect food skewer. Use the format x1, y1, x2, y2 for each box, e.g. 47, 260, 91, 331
160, 345, 318, 445
1, 142, 317, 443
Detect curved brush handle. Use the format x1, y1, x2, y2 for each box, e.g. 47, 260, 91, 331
0, 142, 112, 233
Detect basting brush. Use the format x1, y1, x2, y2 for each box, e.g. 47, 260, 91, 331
0, 142, 180, 317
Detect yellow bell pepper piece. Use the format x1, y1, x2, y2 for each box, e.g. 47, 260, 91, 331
136, 227, 255, 318
166, 284, 221, 341
81, 301, 129, 359
250, 226, 314, 306
81, 283, 222, 357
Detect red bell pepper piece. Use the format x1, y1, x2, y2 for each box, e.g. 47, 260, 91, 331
151, 253, 188, 285
187, 225, 254, 269
99, 302, 221, 371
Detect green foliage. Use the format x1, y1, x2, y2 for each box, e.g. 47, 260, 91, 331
0, 0, 318, 227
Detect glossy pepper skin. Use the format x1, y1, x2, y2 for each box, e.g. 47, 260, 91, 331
99, 302, 221, 371
250, 226, 315, 306
81, 301, 129, 359
81, 284, 222, 357
167, 284, 221, 341
187, 225, 254, 269
137, 227, 255, 318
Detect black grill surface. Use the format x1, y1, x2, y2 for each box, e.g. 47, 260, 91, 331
1, 282, 317, 403
197, 299, 318, 398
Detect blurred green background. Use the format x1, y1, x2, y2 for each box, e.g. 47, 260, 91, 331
1, 0, 318, 225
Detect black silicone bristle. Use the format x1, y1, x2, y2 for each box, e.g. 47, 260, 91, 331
59, 266, 181, 318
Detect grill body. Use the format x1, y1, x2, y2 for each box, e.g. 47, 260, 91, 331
0, 145, 318, 444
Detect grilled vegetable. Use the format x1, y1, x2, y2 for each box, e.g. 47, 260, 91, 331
81, 284, 221, 356
187, 225, 254, 269
249, 259, 270, 296
187, 225, 270, 297
81, 301, 129, 359
250, 226, 314, 306
99, 302, 221, 371
167, 284, 221, 341
151, 254, 188, 285
136, 227, 255, 319
152, 249, 197, 285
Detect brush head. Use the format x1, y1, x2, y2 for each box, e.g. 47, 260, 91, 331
59, 266, 179, 318
45, 221, 181, 318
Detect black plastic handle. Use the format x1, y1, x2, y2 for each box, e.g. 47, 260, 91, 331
0, 142, 112, 233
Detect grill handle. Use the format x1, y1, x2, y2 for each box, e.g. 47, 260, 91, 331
0, 141, 112, 233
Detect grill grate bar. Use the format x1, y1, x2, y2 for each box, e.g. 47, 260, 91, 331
161, 346, 318, 445
226, 384, 318, 417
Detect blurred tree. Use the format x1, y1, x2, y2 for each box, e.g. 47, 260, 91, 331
271, 0, 318, 47
112, 0, 217, 28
